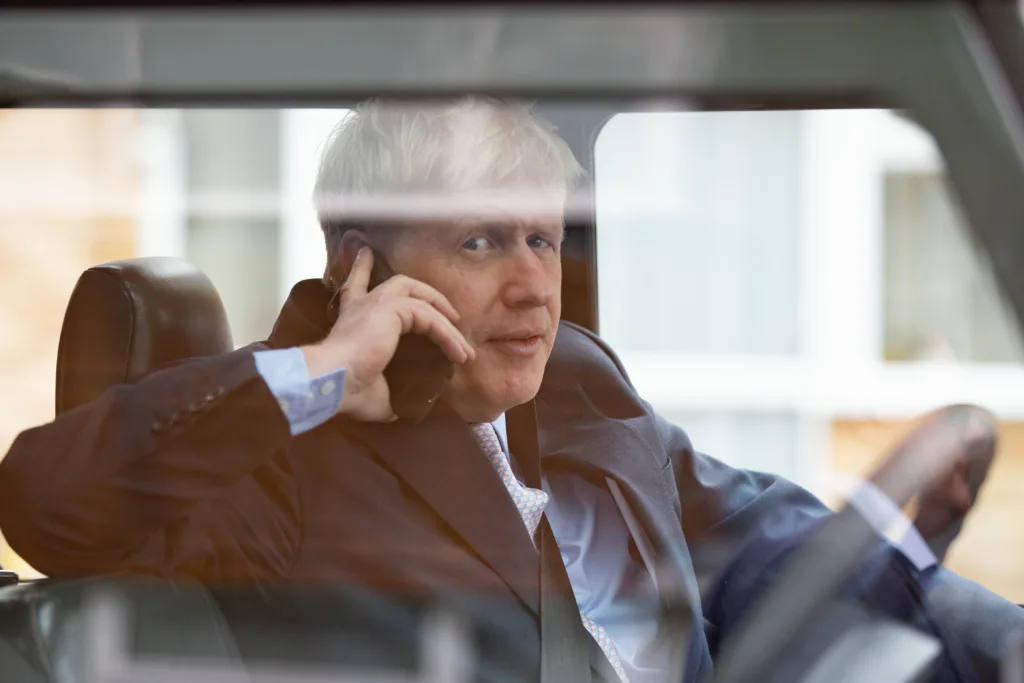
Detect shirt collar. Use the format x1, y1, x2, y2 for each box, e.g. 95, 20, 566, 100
492, 413, 508, 455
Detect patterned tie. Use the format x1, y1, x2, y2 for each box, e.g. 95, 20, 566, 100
469, 423, 630, 683
470, 422, 548, 541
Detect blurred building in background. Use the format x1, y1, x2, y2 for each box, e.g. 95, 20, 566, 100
2, 106, 1023, 601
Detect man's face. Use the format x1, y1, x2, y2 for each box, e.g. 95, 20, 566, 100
386, 194, 564, 423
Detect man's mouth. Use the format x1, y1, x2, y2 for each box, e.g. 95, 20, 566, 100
488, 334, 546, 357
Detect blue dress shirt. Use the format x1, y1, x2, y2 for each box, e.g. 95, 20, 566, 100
253, 348, 346, 435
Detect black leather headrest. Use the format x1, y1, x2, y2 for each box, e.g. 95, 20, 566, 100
55, 257, 233, 416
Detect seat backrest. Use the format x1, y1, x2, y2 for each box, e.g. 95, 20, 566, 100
55, 257, 233, 416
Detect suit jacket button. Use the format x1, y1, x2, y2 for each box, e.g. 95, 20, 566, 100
152, 420, 165, 434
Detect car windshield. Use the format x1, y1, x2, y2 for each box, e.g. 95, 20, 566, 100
2, 3, 1024, 682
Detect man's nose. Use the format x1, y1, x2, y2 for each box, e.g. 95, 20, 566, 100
501, 247, 555, 308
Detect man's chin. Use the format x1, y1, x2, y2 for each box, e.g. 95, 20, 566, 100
495, 371, 546, 411
445, 371, 545, 422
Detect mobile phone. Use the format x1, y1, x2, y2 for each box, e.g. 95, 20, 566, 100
367, 250, 456, 423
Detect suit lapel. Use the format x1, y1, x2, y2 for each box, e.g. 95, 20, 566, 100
505, 401, 543, 490
516, 390, 697, 602
536, 390, 705, 661
537, 389, 693, 570
336, 403, 541, 616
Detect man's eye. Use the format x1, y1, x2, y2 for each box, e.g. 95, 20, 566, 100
462, 236, 490, 251
528, 235, 554, 250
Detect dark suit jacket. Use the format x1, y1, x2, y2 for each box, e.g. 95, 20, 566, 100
0, 281, 975, 683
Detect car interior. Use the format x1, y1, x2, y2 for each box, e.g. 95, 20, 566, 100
0, 1, 1023, 682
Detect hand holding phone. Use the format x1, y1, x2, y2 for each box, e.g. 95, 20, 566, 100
302, 247, 473, 424
365, 250, 457, 423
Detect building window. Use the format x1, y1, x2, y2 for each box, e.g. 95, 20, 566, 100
181, 109, 282, 346
592, 106, 1024, 494
593, 110, 806, 480
882, 171, 1024, 363
595, 111, 801, 356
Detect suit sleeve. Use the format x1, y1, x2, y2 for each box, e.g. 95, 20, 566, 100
0, 348, 300, 581
557, 322, 831, 574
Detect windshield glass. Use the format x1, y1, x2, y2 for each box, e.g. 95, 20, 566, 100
2, 4, 1024, 682
3, 102, 1022, 596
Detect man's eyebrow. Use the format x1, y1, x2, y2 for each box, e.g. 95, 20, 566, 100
460, 217, 565, 238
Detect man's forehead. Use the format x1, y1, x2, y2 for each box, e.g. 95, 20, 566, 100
455, 188, 567, 223
385, 201, 565, 246
421, 209, 565, 235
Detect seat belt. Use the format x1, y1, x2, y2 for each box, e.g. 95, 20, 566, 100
507, 401, 615, 683
539, 518, 616, 683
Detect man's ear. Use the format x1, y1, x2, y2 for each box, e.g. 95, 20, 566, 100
329, 230, 372, 284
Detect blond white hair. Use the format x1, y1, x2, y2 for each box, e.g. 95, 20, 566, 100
313, 96, 584, 277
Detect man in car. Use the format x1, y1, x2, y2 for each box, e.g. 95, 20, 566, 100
0, 97, 1018, 683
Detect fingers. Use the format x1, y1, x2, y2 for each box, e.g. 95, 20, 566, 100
343, 254, 462, 325
396, 299, 475, 364
332, 251, 470, 367
340, 246, 373, 300
378, 274, 460, 323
